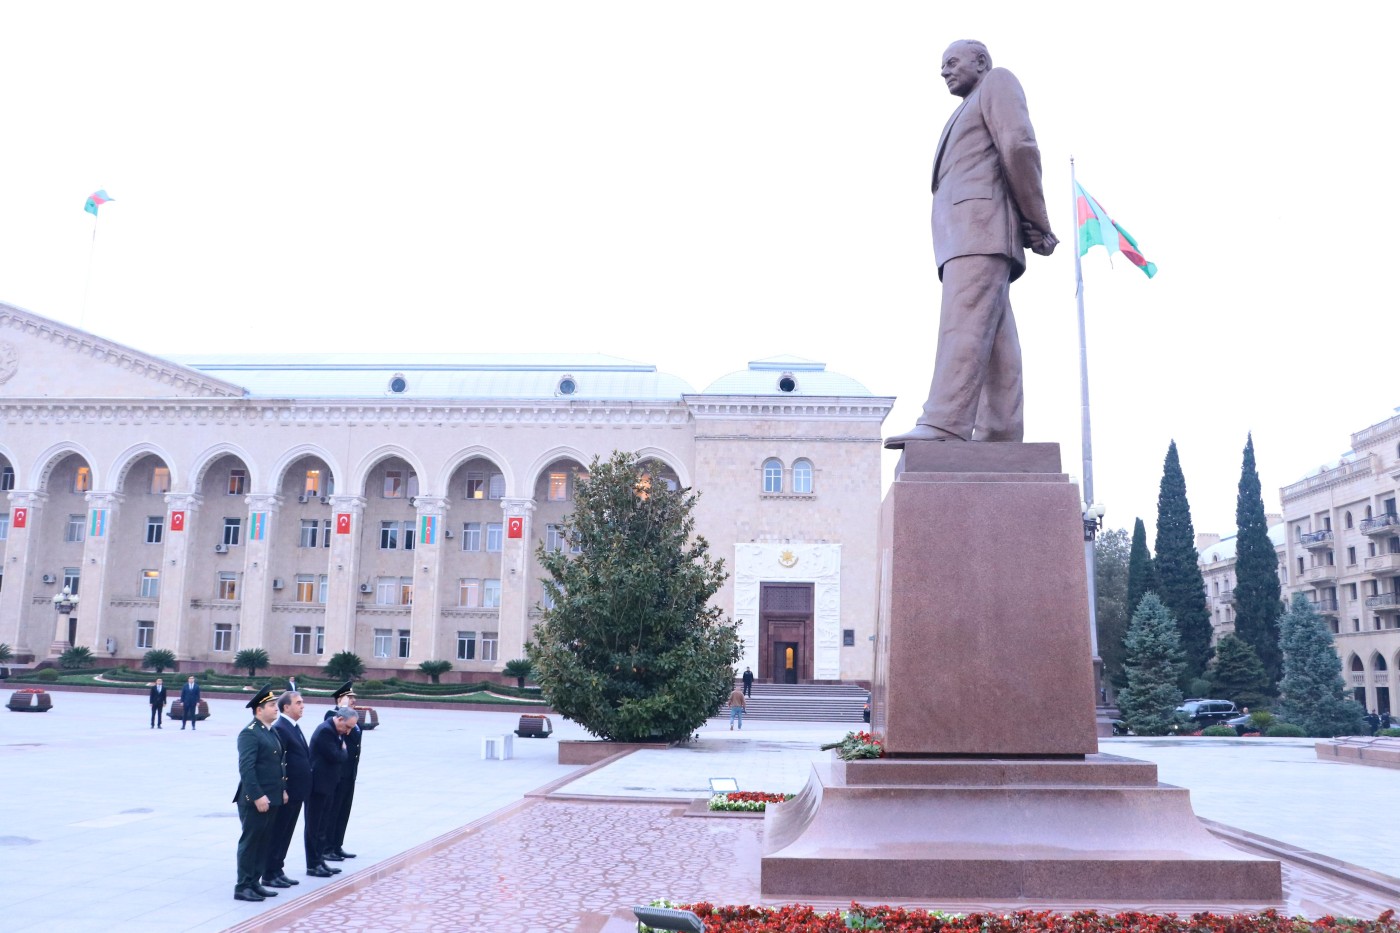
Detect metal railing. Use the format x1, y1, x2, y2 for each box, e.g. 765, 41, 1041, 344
1360, 513, 1400, 535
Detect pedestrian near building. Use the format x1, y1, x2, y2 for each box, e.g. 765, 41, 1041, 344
233, 685, 287, 902
323, 681, 361, 862
728, 685, 746, 730
741, 666, 754, 698
148, 678, 166, 729
306, 705, 357, 876
1367, 710, 1381, 735
180, 675, 201, 730
264, 690, 311, 889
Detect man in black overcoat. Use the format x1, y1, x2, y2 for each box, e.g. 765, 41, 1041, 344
232, 685, 286, 902
323, 681, 361, 861
306, 705, 357, 877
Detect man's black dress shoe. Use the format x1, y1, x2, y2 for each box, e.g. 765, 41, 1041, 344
234, 886, 265, 902
261, 876, 292, 888
334, 848, 357, 859
277, 874, 300, 885
323, 851, 344, 861
323, 863, 342, 874
306, 866, 333, 878
251, 883, 278, 897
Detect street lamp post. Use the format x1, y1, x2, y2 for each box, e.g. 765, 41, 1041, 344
49, 586, 80, 656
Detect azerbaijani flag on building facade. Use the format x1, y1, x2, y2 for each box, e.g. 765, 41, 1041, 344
249, 511, 269, 542
1074, 182, 1156, 278
89, 508, 108, 537
420, 514, 438, 546
84, 190, 113, 216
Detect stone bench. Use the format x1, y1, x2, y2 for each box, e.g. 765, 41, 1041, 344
482, 733, 514, 760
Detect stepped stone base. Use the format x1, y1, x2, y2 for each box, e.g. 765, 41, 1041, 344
761, 756, 1283, 902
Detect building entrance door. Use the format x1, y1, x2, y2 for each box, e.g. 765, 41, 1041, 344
67, 617, 78, 647
757, 582, 813, 684
773, 641, 799, 684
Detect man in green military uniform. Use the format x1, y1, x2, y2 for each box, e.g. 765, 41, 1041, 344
233, 685, 287, 902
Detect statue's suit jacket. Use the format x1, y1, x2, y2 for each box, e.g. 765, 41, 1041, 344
930, 67, 1052, 283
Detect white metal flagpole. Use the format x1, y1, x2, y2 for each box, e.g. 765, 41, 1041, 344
80, 214, 98, 330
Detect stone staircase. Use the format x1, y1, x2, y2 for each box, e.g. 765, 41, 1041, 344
721, 681, 868, 723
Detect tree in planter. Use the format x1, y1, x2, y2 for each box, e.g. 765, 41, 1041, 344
418, 659, 452, 684
1206, 634, 1273, 710
1231, 434, 1283, 686
1276, 593, 1368, 737
59, 646, 96, 670
528, 451, 741, 743
233, 647, 270, 678
503, 658, 533, 689
143, 648, 178, 673
1153, 442, 1213, 684
1116, 594, 1185, 736
324, 651, 366, 682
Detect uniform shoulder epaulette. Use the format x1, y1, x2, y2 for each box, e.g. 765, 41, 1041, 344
246, 721, 258, 730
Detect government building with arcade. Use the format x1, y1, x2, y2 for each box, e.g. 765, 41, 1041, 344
0, 302, 892, 684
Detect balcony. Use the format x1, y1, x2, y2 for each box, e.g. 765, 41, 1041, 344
1299, 565, 1339, 586
1364, 552, 1400, 576
1360, 513, 1400, 536
1216, 588, 1235, 604
1299, 529, 1334, 550
1366, 592, 1400, 612
1310, 597, 1340, 615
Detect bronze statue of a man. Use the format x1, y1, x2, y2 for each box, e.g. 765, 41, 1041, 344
886, 40, 1057, 448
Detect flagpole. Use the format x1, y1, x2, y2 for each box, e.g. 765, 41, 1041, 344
1072, 157, 1105, 708
80, 213, 98, 330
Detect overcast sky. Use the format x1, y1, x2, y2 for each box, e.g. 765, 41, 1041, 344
2, 3, 1396, 542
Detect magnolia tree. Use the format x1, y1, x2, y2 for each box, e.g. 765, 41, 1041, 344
528, 451, 740, 742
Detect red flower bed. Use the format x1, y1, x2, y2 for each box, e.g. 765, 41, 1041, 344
724, 791, 792, 804
655, 904, 1399, 932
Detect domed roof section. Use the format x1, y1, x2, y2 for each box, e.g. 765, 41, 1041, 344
699, 355, 873, 397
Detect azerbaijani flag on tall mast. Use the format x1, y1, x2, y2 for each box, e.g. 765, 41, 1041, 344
1074, 182, 1156, 278
84, 190, 113, 216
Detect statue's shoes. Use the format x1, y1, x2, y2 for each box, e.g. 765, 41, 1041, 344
884, 424, 964, 449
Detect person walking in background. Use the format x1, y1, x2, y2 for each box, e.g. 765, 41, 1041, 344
233, 685, 287, 902
324, 682, 361, 862
180, 675, 201, 730
728, 685, 746, 731
148, 678, 167, 729
264, 690, 311, 890
741, 666, 754, 698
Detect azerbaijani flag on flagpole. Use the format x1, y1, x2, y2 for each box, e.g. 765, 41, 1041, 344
84, 190, 113, 216
1074, 182, 1156, 278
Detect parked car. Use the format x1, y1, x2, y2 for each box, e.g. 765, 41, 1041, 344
1110, 719, 1134, 736
1225, 712, 1258, 735
1174, 699, 1238, 729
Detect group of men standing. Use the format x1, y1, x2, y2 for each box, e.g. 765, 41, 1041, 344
146, 675, 204, 730
232, 680, 364, 903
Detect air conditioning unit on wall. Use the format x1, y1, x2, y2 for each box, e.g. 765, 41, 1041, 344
297, 495, 309, 504
214, 543, 228, 554
359, 583, 372, 594
42, 573, 56, 584
272, 578, 285, 590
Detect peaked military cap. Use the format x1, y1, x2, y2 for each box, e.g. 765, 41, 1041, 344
245, 683, 277, 710
333, 681, 355, 700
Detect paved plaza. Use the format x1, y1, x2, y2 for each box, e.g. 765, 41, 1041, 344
2, 689, 1398, 932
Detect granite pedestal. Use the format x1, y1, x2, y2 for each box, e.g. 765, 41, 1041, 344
759, 442, 1282, 903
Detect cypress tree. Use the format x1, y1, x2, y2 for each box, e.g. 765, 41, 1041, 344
1153, 441, 1214, 684
1232, 433, 1283, 685
1206, 634, 1273, 710
1277, 593, 1368, 737
1126, 517, 1158, 623
1094, 527, 1131, 690
1116, 593, 1186, 736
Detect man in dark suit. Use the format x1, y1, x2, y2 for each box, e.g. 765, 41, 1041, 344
233, 685, 286, 902
180, 675, 201, 730
148, 678, 166, 729
262, 690, 310, 889
306, 705, 357, 877
324, 682, 361, 862
886, 39, 1057, 448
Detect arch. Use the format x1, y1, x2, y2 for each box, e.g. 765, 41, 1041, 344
29, 442, 99, 492
1350, 654, 1366, 672
523, 445, 592, 498
1345, 511, 1354, 530
0, 442, 18, 489
349, 445, 430, 497
189, 442, 260, 493
1373, 652, 1389, 672
268, 443, 345, 495
792, 457, 814, 494
108, 442, 178, 493
633, 446, 691, 490
437, 445, 513, 499
762, 457, 784, 494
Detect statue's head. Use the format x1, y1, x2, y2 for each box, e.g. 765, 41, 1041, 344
941, 40, 991, 98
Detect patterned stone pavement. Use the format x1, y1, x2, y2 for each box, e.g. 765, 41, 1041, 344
252, 797, 1397, 933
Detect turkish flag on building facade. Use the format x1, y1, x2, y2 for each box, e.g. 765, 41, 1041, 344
336, 513, 352, 535
170, 510, 185, 532
12, 507, 27, 529
507, 516, 523, 538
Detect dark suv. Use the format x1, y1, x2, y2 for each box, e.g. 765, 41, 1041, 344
1174, 699, 1238, 728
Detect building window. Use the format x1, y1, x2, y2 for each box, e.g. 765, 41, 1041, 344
74, 466, 92, 493
150, 467, 171, 495
1345, 511, 1354, 529
1348, 546, 1357, 565
842, 628, 855, 647
376, 576, 398, 605
214, 623, 233, 652
380, 521, 399, 549
318, 575, 329, 604
65, 514, 85, 543
146, 516, 164, 544
136, 621, 154, 649
223, 518, 241, 546
465, 471, 485, 499
315, 626, 325, 655
0, 513, 8, 541
399, 577, 414, 605
293, 626, 312, 655
295, 574, 316, 603
300, 519, 320, 548
483, 578, 502, 608
545, 524, 565, 553
459, 578, 480, 608
792, 459, 814, 494
383, 470, 405, 498
488, 473, 505, 500
462, 522, 482, 551
397, 630, 411, 658
548, 472, 569, 501
541, 584, 555, 610
304, 469, 322, 496
217, 572, 238, 600
486, 523, 503, 552
228, 469, 247, 496
63, 567, 80, 594
457, 630, 477, 660
140, 570, 160, 599
403, 524, 416, 551
323, 519, 332, 547
0, 465, 13, 490
1348, 583, 1359, 601
481, 631, 499, 662
762, 459, 783, 493
373, 628, 392, 658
